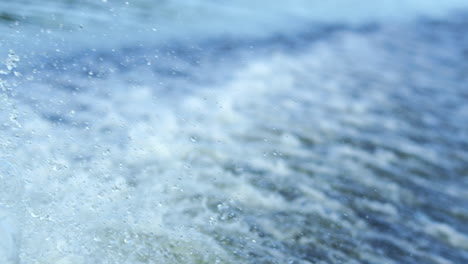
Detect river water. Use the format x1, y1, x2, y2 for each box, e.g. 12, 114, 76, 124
1, 1, 468, 263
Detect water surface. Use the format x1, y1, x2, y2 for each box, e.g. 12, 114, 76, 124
1, 1, 468, 263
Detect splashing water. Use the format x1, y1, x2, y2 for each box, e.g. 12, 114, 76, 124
1, 1, 468, 264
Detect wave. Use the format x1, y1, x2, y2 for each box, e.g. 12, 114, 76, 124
1, 1, 468, 264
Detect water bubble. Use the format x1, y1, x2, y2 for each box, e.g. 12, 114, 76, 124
5, 50, 19, 72
29, 211, 39, 218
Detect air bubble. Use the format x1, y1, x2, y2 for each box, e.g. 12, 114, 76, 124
5, 50, 20, 72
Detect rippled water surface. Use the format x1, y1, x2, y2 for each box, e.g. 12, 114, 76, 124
1, 1, 468, 263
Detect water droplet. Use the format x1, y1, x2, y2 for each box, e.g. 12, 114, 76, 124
5, 49, 19, 72
29, 211, 39, 218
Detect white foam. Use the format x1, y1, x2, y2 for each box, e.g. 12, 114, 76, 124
0, 208, 19, 264
1, 10, 467, 263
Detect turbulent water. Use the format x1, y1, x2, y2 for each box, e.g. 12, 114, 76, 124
1, 1, 468, 263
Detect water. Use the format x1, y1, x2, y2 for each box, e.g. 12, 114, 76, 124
1, 1, 468, 263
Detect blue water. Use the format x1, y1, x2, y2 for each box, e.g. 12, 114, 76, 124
1, 1, 468, 263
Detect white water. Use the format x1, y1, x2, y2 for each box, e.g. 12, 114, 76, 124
0, 207, 18, 264
1, 1, 468, 263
